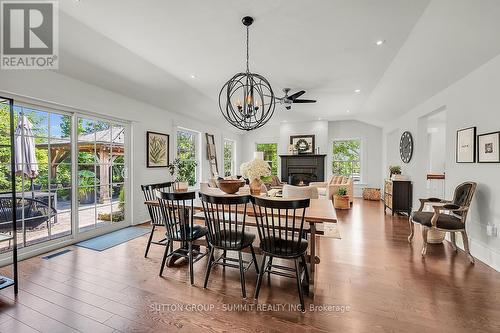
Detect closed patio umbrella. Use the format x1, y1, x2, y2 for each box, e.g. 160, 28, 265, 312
14, 115, 38, 196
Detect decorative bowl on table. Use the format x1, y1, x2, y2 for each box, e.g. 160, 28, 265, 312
217, 179, 245, 194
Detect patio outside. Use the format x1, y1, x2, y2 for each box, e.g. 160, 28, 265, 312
0, 106, 126, 252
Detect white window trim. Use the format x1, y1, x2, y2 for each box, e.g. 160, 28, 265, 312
175, 126, 202, 189
330, 138, 364, 183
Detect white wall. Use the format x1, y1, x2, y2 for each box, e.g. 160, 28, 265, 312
279, 121, 329, 156
383, 53, 500, 271
0, 70, 242, 225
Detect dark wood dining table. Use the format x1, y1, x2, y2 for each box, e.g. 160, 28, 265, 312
144, 191, 337, 294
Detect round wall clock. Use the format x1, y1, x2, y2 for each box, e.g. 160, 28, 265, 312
400, 131, 413, 163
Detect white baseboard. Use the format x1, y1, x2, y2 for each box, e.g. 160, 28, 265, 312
353, 183, 368, 198
469, 238, 500, 272
446, 233, 500, 272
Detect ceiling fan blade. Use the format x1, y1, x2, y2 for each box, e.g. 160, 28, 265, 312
286, 90, 305, 101
293, 99, 317, 103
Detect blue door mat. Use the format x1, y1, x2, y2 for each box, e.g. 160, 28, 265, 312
0, 276, 14, 290
76, 227, 150, 251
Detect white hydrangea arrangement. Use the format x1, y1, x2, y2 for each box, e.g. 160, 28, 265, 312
240, 159, 271, 180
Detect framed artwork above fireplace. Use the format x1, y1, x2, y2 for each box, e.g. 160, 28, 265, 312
290, 135, 315, 154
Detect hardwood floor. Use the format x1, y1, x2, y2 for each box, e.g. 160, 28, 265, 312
1, 198, 499, 332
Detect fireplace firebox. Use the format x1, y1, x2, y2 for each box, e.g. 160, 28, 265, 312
280, 154, 326, 186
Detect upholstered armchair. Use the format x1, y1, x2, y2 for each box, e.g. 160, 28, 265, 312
310, 175, 353, 204
408, 182, 477, 263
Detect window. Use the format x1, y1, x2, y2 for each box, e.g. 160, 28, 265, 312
223, 139, 235, 177
332, 139, 361, 182
176, 128, 199, 186
256, 143, 278, 176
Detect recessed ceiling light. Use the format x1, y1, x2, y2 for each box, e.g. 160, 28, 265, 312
346, 109, 351, 113
354, 89, 361, 93
375, 40, 385, 46
190, 74, 196, 79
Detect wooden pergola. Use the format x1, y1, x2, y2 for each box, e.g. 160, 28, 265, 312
37, 127, 125, 202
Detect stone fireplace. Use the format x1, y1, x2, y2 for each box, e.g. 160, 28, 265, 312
280, 154, 326, 186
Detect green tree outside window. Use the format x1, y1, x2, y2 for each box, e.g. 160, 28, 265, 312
256, 143, 278, 176
176, 130, 198, 186
224, 139, 234, 177
332, 140, 361, 182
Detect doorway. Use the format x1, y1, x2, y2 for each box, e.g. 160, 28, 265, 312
424, 109, 447, 198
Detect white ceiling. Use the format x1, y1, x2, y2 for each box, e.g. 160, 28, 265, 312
56, 0, 500, 130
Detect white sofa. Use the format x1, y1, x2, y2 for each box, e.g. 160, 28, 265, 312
282, 184, 319, 199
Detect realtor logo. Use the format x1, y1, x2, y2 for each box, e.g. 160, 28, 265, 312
1, 1, 58, 69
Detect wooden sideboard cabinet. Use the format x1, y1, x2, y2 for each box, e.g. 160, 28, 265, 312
384, 179, 412, 216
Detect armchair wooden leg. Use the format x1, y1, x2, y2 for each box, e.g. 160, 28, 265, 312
450, 232, 458, 252
408, 219, 414, 243
460, 230, 475, 264
421, 227, 428, 257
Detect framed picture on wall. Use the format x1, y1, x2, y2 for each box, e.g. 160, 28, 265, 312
478, 131, 500, 163
456, 127, 476, 163
290, 135, 315, 154
146, 131, 169, 167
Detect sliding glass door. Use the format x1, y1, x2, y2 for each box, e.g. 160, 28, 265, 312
0, 104, 73, 251
77, 117, 127, 232
1, 101, 130, 255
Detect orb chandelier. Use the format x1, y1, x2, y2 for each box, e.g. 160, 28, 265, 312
219, 16, 275, 131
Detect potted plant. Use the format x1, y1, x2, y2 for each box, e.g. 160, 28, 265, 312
78, 170, 98, 204
168, 158, 198, 191
333, 187, 350, 209
240, 159, 272, 195
389, 165, 402, 179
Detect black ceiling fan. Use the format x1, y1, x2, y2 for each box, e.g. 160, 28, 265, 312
277, 88, 317, 110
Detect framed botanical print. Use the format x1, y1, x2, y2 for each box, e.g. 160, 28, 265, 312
146, 131, 169, 167
456, 127, 476, 163
478, 131, 500, 163
290, 135, 315, 154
